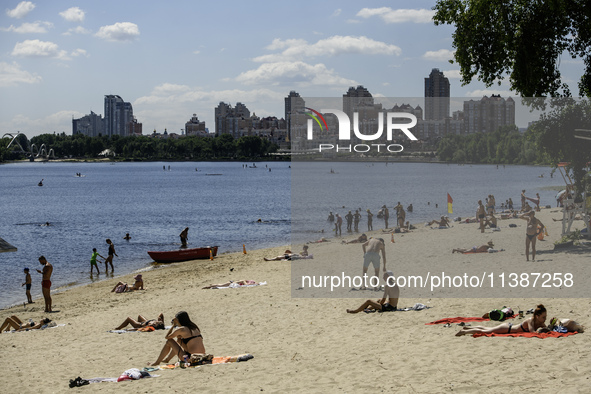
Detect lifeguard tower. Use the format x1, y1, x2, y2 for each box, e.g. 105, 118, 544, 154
556, 162, 590, 237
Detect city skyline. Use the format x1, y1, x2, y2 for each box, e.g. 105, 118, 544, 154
0, 0, 586, 139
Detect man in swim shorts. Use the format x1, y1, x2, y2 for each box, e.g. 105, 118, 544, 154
36, 256, 53, 312
361, 237, 386, 290
477, 200, 486, 233
22, 268, 33, 304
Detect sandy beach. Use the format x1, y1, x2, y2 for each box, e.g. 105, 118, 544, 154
1, 207, 590, 393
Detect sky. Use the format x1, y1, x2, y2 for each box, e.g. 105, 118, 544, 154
0, 0, 585, 139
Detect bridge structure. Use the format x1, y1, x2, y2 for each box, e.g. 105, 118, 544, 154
2, 132, 56, 159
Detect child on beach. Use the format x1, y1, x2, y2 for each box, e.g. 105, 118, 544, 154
90, 248, 104, 275
22, 268, 33, 304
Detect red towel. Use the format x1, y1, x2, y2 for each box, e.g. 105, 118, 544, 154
473, 331, 578, 338
426, 315, 517, 325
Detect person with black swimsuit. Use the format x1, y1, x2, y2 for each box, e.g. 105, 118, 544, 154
148, 311, 205, 366
520, 211, 545, 261
456, 304, 547, 336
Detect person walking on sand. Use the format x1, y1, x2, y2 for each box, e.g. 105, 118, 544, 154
105, 239, 117, 273
520, 211, 545, 261
179, 227, 189, 248
347, 271, 399, 313
22, 268, 33, 304
90, 248, 103, 275
477, 200, 486, 233
36, 256, 52, 313
361, 238, 387, 290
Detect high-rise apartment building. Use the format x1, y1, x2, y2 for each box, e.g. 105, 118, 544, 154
424, 68, 450, 120
72, 111, 104, 137
285, 91, 305, 142
463, 95, 515, 134
104, 95, 135, 137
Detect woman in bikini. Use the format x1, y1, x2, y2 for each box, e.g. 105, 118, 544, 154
149, 311, 205, 365
520, 210, 545, 261
0, 315, 51, 333
456, 304, 547, 336
114, 313, 165, 330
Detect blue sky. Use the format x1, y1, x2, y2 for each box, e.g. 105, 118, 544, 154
0, 0, 585, 139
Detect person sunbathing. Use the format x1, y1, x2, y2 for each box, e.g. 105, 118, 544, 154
202, 280, 258, 289
342, 234, 368, 244
347, 271, 399, 313
456, 304, 547, 336
111, 274, 144, 293
148, 311, 205, 366
452, 241, 494, 254
0, 315, 51, 333
114, 313, 165, 330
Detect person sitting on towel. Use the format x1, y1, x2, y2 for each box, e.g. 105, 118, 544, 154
347, 271, 399, 314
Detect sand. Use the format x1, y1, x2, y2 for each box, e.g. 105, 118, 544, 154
1, 208, 590, 393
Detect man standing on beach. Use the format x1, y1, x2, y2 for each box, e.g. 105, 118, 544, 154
345, 211, 353, 233
353, 210, 361, 232
361, 238, 386, 290
335, 214, 342, 236
477, 200, 486, 233
382, 205, 389, 229
36, 256, 52, 312
367, 209, 373, 231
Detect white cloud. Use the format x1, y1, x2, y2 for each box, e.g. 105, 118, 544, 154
236, 61, 357, 87
63, 26, 91, 36
1, 21, 52, 33
332, 9, 342, 17
254, 36, 401, 63
70, 49, 88, 57
422, 49, 455, 62
3, 110, 84, 138
465, 89, 514, 98
193, 50, 200, 55
356, 7, 435, 23
442, 69, 461, 79
11, 39, 69, 59
95, 22, 140, 42
59, 7, 84, 22
0, 61, 42, 87
6, 1, 35, 19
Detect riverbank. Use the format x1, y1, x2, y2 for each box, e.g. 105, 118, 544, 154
1, 207, 589, 392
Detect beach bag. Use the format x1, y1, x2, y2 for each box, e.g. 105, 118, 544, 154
488, 309, 505, 321
189, 353, 214, 366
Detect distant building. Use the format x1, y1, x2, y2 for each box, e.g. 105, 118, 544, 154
463, 95, 515, 134
104, 95, 137, 137
185, 114, 209, 136
72, 111, 104, 137
424, 68, 450, 121
285, 91, 305, 142
214, 102, 251, 138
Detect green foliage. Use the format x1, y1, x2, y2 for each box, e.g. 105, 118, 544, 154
437, 125, 543, 164
433, 0, 591, 98
555, 229, 581, 246
18, 133, 280, 162
528, 99, 591, 190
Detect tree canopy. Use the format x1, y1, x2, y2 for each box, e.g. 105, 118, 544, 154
433, 0, 591, 98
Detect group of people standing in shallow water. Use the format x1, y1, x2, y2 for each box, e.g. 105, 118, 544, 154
328, 202, 412, 236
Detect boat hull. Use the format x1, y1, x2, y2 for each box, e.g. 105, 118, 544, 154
148, 246, 219, 263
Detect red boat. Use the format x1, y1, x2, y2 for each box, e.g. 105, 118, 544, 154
147, 246, 219, 263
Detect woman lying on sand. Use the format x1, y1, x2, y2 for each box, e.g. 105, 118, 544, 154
202, 280, 259, 289
114, 313, 165, 330
149, 311, 205, 366
456, 304, 547, 336
452, 241, 494, 254
111, 274, 144, 293
0, 315, 51, 333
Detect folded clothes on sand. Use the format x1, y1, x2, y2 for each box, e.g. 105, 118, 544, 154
472, 331, 579, 339
156, 354, 254, 369
426, 316, 516, 325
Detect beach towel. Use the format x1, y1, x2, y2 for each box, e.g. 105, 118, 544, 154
209, 281, 267, 290
156, 353, 254, 370
426, 315, 517, 325
108, 325, 172, 334
472, 331, 578, 339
